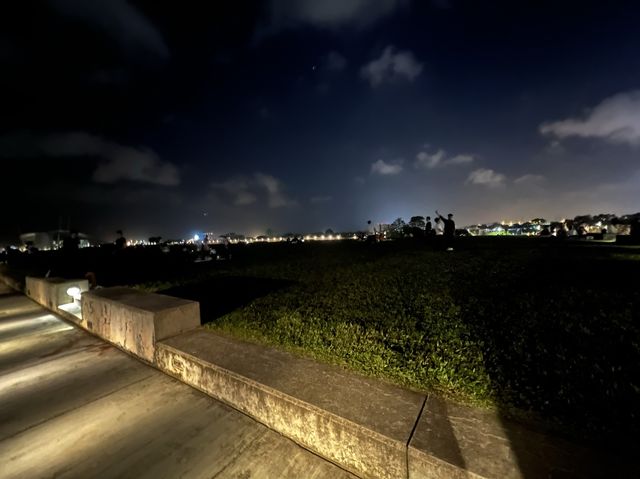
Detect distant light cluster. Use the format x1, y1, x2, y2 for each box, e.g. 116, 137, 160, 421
193, 233, 351, 244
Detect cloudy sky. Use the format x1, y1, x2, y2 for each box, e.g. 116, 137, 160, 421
1, 0, 639, 241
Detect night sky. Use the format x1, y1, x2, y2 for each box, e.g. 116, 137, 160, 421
2, 0, 639, 242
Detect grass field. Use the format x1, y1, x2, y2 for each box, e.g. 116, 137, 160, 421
143, 237, 640, 442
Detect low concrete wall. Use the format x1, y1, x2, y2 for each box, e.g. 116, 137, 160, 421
81, 288, 200, 362
25, 276, 89, 310
156, 329, 425, 479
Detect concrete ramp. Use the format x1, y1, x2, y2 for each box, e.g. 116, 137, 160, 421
0, 293, 357, 479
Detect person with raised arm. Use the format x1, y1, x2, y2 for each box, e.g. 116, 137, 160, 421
436, 210, 455, 250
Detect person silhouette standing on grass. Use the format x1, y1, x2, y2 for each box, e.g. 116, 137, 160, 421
115, 230, 127, 250
436, 210, 455, 251
425, 216, 433, 236
434, 217, 443, 235
62, 230, 80, 277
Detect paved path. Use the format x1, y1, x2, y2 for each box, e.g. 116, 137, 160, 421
0, 284, 356, 479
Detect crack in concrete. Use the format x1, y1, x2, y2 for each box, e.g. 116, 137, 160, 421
406, 394, 428, 479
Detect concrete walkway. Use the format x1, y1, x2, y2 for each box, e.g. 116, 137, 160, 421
0, 284, 356, 479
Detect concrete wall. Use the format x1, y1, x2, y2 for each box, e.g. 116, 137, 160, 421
22, 280, 200, 364
155, 336, 416, 479
25, 277, 89, 310
81, 288, 200, 362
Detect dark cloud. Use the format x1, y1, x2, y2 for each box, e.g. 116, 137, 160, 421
360, 46, 423, 87
371, 159, 404, 175
268, 0, 404, 29
0, 132, 180, 186
414, 149, 475, 170
48, 0, 169, 59
466, 168, 507, 188
211, 173, 297, 209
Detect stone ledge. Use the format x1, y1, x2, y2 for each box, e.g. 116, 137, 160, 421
156, 329, 426, 479
158, 330, 637, 479
408, 395, 635, 479
81, 287, 200, 362
25, 276, 89, 310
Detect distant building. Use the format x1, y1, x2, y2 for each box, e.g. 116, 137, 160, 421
19, 230, 92, 250
467, 221, 541, 236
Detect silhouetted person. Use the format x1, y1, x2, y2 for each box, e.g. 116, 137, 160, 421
115, 230, 127, 250
425, 216, 433, 236
366, 220, 377, 243
556, 224, 568, 239
5, 246, 19, 267
434, 217, 444, 236
85, 271, 97, 289
436, 210, 455, 250
199, 234, 211, 260
221, 236, 232, 259
60, 231, 81, 277
63, 231, 80, 252
568, 222, 578, 236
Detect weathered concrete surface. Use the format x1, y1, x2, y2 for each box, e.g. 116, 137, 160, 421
157, 329, 426, 479
0, 341, 154, 439
0, 292, 41, 322
0, 297, 103, 376
0, 294, 357, 479
25, 276, 88, 310
408, 395, 635, 479
81, 287, 200, 362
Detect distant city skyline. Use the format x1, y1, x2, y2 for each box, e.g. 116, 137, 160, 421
6, 210, 637, 246
2, 1, 640, 242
